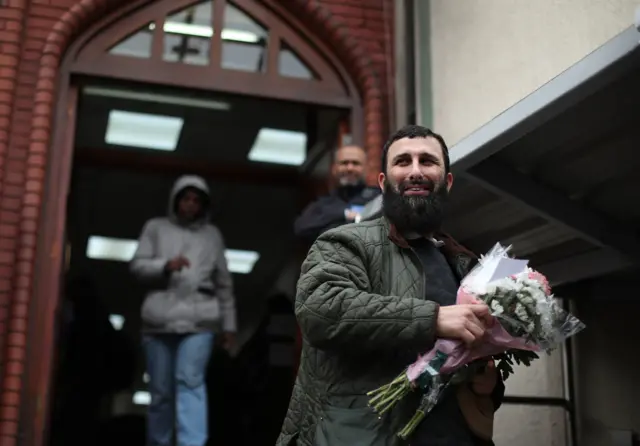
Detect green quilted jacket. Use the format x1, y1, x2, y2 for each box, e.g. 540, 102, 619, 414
276, 216, 479, 446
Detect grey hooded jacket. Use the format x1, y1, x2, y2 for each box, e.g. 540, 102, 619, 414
130, 175, 237, 334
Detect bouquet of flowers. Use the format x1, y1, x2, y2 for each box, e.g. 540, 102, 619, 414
367, 243, 585, 439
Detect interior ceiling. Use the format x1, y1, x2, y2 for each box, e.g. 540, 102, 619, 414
75, 84, 344, 164
443, 26, 640, 289
69, 84, 344, 330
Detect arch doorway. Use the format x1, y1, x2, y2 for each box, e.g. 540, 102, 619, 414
24, 1, 368, 445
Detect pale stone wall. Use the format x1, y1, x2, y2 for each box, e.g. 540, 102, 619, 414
428, 0, 639, 145
573, 298, 640, 446
420, 1, 640, 445
494, 348, 569, 445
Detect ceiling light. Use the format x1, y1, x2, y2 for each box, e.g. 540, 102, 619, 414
158, 21, 259, 43
163, 22, 213, 38
133, 391, 151, 405
84, 86, 231, 111
86, 236, 260, 274
105, 110, 183, 151
109, 314, 125, 330
221, 29, 259, 43
248, 128, 307, 166
224, 249, 260, 274
87, 236, 139, 262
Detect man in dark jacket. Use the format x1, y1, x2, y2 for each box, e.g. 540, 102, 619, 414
277, 125, 504, 446
294, 145, 380, 242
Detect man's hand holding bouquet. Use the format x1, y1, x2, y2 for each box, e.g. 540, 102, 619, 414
367, 243, 585, 439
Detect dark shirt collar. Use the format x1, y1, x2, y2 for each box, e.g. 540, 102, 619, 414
333, 182, 366, 201
385, 218, 475, 259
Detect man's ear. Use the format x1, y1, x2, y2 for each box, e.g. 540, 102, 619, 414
378, 172, 386, 191
330, 162, 338, 179
446, 172, 454, 192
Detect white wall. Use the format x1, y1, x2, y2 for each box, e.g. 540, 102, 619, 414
574, 296, 640, 446
494, 347, 569, 445
428, 0, 640, 145
414, 1, 640, 444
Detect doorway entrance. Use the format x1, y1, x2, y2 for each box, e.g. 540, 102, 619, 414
25, 0, 364, 444
48, 80, 345, 445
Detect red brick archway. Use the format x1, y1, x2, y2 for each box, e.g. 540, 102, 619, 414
0, 1, 389, 445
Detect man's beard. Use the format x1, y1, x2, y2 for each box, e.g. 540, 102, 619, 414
382, 177, 449, 235
338, 175, 364, 187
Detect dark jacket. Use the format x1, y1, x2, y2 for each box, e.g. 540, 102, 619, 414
294, 183, 380, 242
277, 217, 504, 446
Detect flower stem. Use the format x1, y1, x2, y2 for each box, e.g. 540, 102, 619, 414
367, 373, 411, 414
397, 409, 426, 440
375, 384, 410, 415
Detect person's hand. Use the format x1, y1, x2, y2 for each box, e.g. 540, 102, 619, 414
222, 332, 236, 351
165, 256, 190, 272
436, 304, 493, 345
470, 360, 498, 395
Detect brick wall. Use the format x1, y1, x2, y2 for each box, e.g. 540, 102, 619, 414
319, 0, 395, 140
0, 0, 394, 444
289, 0, 395, 182
0, 1, 32, 442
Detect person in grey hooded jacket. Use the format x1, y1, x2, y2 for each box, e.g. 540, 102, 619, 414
130, 175, 236, 446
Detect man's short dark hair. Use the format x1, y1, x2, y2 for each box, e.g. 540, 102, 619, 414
332, 144, 367, 163
381, 125, 450, 174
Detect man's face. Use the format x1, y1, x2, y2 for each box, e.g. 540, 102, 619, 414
378, 136, 453, 234
177, 189, 203, 221
332, 146, 366, 186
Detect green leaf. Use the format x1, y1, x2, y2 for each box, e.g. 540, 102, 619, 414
492, 349, 540, 381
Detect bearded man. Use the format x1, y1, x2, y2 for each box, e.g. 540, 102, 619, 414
294, 144, 380, 243
277, 125, 505, 446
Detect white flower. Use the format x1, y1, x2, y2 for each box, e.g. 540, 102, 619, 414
490, 300, 504, 315
515, 303, 529, 322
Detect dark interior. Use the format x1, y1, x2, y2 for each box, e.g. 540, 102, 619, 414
48, 81, 347, 446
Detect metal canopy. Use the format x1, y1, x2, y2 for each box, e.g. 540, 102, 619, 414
444, 22, 640, 286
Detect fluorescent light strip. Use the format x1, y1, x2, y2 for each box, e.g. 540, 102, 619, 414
87, 236, 139, 262
160, 21, 259, 43
133, 391, 151, 405
248, 128, 307, 166
163, 22, 212, 38
86, 236, 260, 274
105, 110, 183, 151
84, 86, 231, 111
221, 29, 259, 43
224, 249, 260, 274
109, 314, 125, 330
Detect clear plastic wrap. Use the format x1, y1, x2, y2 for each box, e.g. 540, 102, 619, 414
368, 242, 586, 439
405, 243, 586, 379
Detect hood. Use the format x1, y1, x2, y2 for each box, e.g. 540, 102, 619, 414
168, 175, 211, 223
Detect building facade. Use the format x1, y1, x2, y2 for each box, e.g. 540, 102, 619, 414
2, 0, 639, 445
0, 1, 395, 445
396, 1, 640, 446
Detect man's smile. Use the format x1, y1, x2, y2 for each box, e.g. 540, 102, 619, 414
401, 183, 432, 196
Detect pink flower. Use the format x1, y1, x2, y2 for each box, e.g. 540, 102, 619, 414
526, 270, 551, 295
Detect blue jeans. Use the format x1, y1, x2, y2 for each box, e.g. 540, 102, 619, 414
143, 333, 215, 446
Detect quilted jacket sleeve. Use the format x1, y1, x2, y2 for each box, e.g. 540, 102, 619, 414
295, 230, 439, 353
